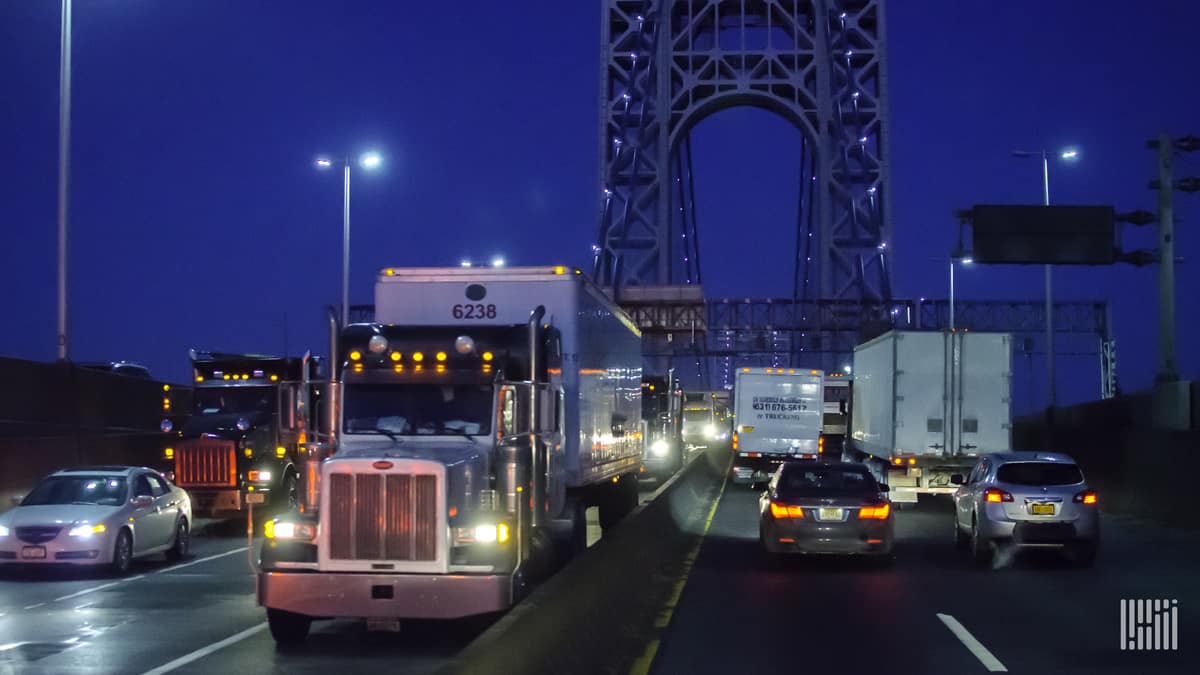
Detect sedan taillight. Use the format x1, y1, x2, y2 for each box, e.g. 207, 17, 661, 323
984, 488, 1014, 503
769, 501, 805, 519
1073, 490, 1098, 505
858, 503, 891, 519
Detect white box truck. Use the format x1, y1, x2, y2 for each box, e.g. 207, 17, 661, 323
847, 330, 1011, 504
730, 368, 824, 486
258, 266, 644, 643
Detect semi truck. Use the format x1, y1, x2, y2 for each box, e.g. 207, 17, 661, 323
730, 368, 824, 486
846, 330, 1012, 504
258, 266, 644, 643
681, 391, 730, 450
161, 351, 321, 514
641, 373, 684, 478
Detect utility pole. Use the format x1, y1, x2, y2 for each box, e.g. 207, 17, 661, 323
1153, 132, 1177, 383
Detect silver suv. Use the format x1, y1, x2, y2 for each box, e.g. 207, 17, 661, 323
951, 452, 1099, 566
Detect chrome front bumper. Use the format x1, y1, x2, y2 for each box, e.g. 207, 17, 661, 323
258, 571, 512, 620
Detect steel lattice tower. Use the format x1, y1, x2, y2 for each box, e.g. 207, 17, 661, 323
596, 0, 892, 304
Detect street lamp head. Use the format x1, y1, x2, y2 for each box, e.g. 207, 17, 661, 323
315, 157, 333, 168
359, 152, 382, 170
491, 256, 506, 268
842, 365, 852, 375
1059, 148, 1080, 161
460, 260, 472, 268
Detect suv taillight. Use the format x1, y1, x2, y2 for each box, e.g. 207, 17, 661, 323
984, 488, 1014, 503
1073, 490, 1098, 505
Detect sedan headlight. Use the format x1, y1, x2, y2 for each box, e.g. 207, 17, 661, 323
264, 519, 316, 541
651, 439, 670, 457
0, 525, 9, 537
68, 523, 107, 538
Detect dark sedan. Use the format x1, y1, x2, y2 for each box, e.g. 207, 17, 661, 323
758, 461, 894, 559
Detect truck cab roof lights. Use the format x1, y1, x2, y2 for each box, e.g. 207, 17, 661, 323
390, 351, 402, 362
455, 336, 476, 355
348, 350, 362, 362
368, 335, 389, 354
412, 352, 425, 362
435, 352, 448, 362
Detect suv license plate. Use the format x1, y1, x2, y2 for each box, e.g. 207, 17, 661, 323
21, 546, 47, 559
818, 508, 842, 521
1030, 503, 1054, 515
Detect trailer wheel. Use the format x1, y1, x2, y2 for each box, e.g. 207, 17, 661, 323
267, 608, 311, 645
554, 499, 588, 565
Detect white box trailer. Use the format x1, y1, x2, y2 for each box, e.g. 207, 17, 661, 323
848, 330, 1011, 503
730, 368, 824, 485
259, 266, 644, 643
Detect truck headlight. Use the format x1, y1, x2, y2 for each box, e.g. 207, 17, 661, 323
264, 519, 316, 541
248, 470, 272, 483
705, 424, 716, 439
651, 439, 670, 457
455, 523, 510, 544
68, 523, 107, 538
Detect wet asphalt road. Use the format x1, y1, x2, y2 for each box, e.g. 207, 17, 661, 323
4, 474, 1196, 675
650, 485, 1198, 675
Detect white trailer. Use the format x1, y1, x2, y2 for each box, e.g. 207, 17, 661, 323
730, 368, 824, 486
259, 266, 643, 643
848, 330, 1011, 503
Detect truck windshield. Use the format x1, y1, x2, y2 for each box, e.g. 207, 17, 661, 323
344, 383, 493, 436
194, 387, 276, 415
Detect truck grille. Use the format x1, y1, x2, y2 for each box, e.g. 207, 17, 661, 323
328, 473, 438, 561
174, 441, 237, 487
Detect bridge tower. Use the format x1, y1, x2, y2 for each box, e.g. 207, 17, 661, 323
596, 0, 893, 384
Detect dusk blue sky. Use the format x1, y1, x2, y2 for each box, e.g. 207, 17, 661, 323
1, 1, 1196, 414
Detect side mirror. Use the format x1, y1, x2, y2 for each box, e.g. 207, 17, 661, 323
878, 484, 890, 492
132, 495, 154, 508
950, 474, 965, 486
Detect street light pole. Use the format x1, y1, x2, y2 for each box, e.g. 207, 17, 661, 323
56, 0, 73, 361
342, 159, 351, 328
949, 259, 955, 331
317, 151, 381, 327
1041, 150, 1055, 420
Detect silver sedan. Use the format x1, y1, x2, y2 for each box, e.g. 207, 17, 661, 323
952, 452, 1099, 566
0, 466, 192, 574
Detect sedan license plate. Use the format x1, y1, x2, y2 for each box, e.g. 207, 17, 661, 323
818, 507, 843, 521
1030, 503, 1055, 516
21, 546, 47, 559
